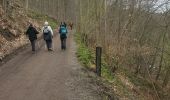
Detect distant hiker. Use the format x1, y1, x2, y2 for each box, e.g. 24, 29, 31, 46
59, 24, 68, 50
60, 22, 67, 28
63, 22, 67, 28
69, 22, 73, 30
42, 21, 54, 51
26, 23, 39, 52
60, 22, 64, 27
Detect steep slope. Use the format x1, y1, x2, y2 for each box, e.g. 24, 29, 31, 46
0, 2, 42, 60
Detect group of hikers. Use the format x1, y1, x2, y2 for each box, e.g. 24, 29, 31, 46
26, 21, 73, 52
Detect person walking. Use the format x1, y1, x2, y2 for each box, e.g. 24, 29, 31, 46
60, 22, 64, 27
63, 22, 67, 28
26, 23, 39, 52
59, 24, 68, 50
42, 21, 54, 51
69, 22, 73, 30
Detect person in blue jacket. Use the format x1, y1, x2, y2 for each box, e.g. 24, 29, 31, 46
59, 24, 68, 50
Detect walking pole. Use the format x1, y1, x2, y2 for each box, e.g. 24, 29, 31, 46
44, 41, 47, 50
37, 41, 40, 49
52, 39, 55, 51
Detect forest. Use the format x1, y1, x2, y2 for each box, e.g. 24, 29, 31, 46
0, 0, 170, 99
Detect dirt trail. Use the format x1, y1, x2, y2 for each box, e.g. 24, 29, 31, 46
0, 30, 102, 100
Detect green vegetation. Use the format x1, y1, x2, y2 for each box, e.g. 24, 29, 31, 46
75, 32, 114, 81
75, 33, 94, 68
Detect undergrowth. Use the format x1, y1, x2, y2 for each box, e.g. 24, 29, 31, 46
75, 33, 93, 68
74, 32, 169, 100
74, 32, 138, 99
75, 33, 114, 82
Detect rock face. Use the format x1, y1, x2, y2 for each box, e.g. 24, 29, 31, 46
0, 2, 41, 60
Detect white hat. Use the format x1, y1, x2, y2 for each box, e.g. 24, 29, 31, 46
44, 21, 48, 26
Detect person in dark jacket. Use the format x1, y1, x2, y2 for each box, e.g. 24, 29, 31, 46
63, 22, 67, 28
26, 23, 39, 52
60, 22, 64, 27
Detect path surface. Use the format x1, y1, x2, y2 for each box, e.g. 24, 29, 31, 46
0, 30, 102, 100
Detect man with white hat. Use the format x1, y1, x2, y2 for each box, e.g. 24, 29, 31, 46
42, 21, 54, 51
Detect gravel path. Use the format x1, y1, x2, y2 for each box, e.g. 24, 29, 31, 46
0, 30, 102, 100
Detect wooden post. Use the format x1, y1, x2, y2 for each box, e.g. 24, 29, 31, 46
96, 47, 102, 77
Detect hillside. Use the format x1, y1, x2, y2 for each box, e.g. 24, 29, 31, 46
0, 1, 46, 61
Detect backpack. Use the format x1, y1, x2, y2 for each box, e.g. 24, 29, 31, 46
60, 26, 67, 34
43, 27, 52, 40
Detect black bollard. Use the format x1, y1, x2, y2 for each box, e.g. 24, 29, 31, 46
96, 47, 102, 77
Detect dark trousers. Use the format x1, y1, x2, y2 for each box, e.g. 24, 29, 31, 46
60, 38, 67, 50
46, 40, 52, 50
30, 40, 36, 51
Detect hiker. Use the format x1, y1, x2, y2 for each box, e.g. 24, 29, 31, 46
63, 22, 67, 28
69, 22, 73, 30
42, 21, 54, 51
60, 22, 67, 28
59, 24, 68, 50
26, 23, 39, 52
60, 22, 64, 27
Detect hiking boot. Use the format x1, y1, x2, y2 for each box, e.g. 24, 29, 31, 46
64, 47, 66, 50
61, 46, 64, 50
32, 51, 36, 54
48, 48, 53, 51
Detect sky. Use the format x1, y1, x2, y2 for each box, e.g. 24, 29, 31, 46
155, 0, 170, 12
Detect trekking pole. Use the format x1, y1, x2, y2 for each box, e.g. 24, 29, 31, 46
52, 39, 55, 50
44, 41, 47, 50
37, 41, 40, 49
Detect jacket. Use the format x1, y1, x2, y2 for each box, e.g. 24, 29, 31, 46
26, 26, 39, 41
42, 26, 53, 36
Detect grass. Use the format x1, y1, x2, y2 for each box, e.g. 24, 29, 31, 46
75, 32, 115, 81
75, 33, 93, 68
101, 61, 114, 81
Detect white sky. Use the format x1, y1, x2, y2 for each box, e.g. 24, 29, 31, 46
155, 0, 170, 12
